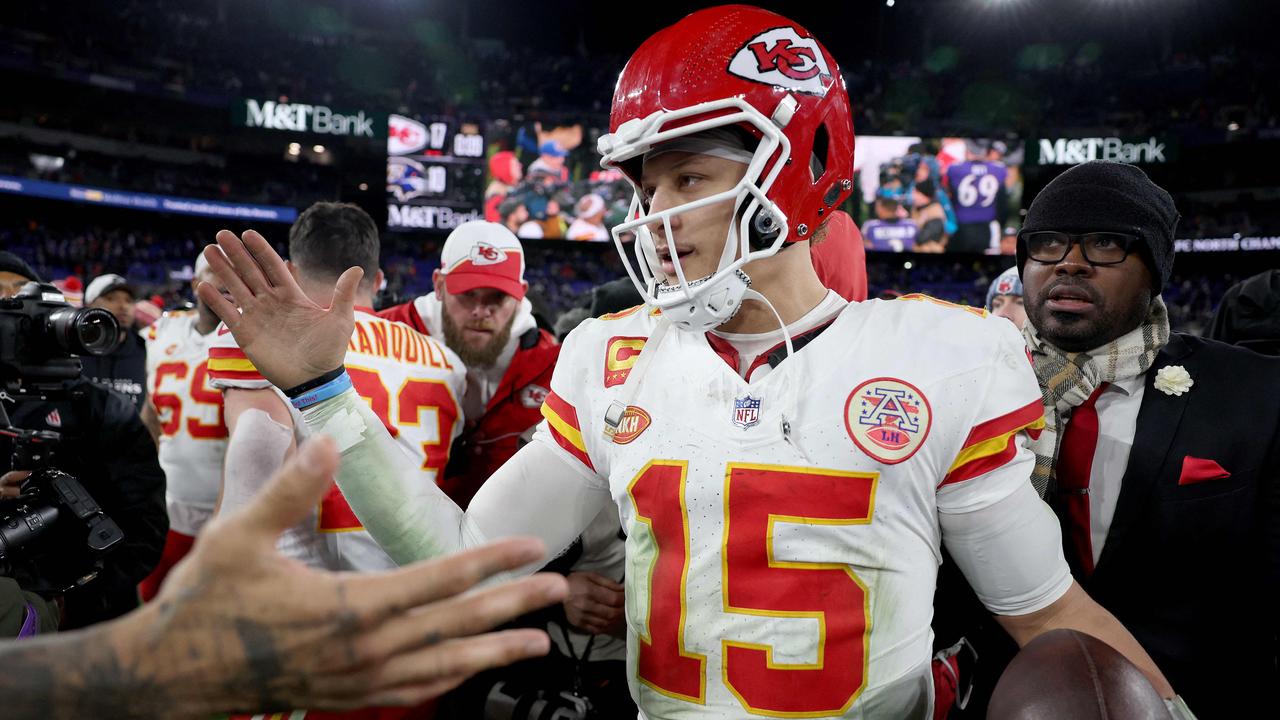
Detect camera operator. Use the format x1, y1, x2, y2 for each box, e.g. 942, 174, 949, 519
0, 254, 166, 632
79, 273, 149, 411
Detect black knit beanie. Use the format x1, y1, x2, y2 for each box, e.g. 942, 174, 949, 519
1017, 161, 1179, 294
0, 251, 41, 283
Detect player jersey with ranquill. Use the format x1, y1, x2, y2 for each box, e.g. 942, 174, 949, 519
208, 308, 467, 571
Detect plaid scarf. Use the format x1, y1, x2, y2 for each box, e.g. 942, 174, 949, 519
1022, 297, 1170, 496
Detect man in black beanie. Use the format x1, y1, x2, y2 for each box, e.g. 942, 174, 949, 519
0, 251, 42, 298
1009, 161, 1278, 717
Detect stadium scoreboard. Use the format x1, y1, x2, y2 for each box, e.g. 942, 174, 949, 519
386, 113, 487, 231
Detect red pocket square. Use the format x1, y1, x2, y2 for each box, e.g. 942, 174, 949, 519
1179, 456, 1231, 485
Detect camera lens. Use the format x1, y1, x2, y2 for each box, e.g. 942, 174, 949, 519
47, 307, 119, 356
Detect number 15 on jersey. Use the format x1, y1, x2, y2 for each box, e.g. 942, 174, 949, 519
629, 460, 878, 717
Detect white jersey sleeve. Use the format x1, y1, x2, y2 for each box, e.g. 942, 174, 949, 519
528, 319, 614, 490
935, 317, 1047, 513
930, 316, 1071, 615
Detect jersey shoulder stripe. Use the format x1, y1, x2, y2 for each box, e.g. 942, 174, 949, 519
940, 398, 1045, 488
541, 390, 594, 471
896, 293, 988, 319
207, 345, 264, 382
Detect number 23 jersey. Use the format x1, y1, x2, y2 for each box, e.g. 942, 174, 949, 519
208, 308, 468, 571
534, 297, 1045, 719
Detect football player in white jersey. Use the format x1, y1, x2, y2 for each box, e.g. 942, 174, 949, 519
207, 202, 466, 573
198, 7, 1191, 718
138, 254, 228, 601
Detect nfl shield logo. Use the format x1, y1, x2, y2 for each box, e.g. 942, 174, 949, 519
732, 396, 762, 429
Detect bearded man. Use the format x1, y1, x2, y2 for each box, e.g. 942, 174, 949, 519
379, 221, 560, 507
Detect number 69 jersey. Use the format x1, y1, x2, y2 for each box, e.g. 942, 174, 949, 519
535, 297, 1046, 719
144, 310, 228, 536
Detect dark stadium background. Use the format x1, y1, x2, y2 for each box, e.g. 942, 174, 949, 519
2, 0, 1276, 334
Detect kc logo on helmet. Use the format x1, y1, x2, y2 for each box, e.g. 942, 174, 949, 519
844, 378, 932, 464
468, 242, 507, 266
728, 27, 832, 96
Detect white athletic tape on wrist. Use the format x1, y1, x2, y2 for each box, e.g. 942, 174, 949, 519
317, 406, 368, 453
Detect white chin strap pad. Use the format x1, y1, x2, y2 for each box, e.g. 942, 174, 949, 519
659, 269, 751, 333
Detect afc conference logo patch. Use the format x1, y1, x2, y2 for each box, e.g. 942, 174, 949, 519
728, 27, 832, 96
995, 276, 1017, 295
844, 377, 932, 464
603, 336, 646, 388
732, 395, 762, 429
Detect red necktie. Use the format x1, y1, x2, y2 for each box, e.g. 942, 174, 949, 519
1056, 383, 1109, 578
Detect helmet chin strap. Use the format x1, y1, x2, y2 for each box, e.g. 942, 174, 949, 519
655, 269, 749, 333
742, 287, 794, 360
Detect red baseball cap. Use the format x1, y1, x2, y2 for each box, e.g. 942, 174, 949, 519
439, 221, 526, 299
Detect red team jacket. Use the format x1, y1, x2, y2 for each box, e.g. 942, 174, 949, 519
377, 300, 560, 508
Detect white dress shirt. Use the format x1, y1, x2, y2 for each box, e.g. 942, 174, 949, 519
1064, 373, 1146, 565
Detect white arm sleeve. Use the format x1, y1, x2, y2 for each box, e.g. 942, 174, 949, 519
302, 388, 608, 570
940, 480, 1074, 616
220, 409, 293, 513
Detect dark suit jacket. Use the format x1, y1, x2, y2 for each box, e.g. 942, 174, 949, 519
1077, 332, 1279, 716
933, 333, 1279, 718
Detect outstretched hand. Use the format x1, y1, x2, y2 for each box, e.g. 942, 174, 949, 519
120, 435, 567, 716
197, 229, 359, 390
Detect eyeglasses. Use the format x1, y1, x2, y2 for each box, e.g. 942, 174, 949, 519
1020, 231, 1139, 266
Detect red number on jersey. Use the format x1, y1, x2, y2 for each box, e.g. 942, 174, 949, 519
152, 361, 187, 437
629, 461, 877, 715
152, 361, 227, 440
186, 362, 228, 439
628, 461, 707, 703
321, 368, 460, 532
722, 463, 875, 715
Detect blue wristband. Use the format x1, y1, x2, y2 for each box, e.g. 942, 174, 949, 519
289, 369, 353, 410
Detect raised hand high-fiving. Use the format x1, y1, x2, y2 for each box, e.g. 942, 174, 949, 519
197, 229, 360, 390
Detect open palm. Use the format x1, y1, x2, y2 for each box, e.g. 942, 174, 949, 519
197, 229, 360, 390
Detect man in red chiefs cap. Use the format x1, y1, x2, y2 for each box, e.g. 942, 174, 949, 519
379, 221, 559, 508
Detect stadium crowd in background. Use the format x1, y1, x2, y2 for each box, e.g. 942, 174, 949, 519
0, 1, 1277, 718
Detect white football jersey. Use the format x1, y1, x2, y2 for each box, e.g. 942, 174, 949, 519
144, 311, 228, 536
208, 308, 468, 571
535, 296, 1045, 719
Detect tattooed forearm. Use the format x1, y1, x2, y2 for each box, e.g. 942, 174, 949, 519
0, 616, 180, 720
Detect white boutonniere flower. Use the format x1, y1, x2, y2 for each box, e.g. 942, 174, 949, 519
1154, 365, 1194, 396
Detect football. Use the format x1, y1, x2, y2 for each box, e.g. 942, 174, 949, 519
988, 629, 1171, 720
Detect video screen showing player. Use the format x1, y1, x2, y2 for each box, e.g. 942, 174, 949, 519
486, 120, 634, 242
386, 112, 635, 243
854, 136, 1025, 254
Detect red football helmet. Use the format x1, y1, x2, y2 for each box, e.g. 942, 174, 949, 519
598, 5, 855, 331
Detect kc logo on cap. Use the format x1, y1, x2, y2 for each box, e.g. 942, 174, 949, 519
468, 242, 508, 266
440, 221, 527, 300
